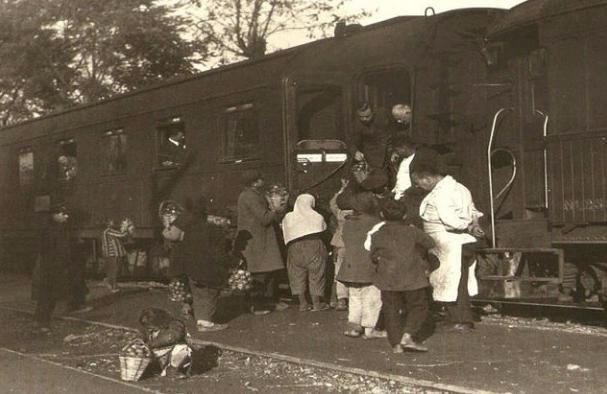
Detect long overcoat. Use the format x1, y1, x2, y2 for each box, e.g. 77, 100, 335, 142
337, 213, 382, 284
236, 187, 284, 273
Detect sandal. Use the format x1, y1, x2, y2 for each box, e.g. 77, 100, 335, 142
311, 303, 330, 312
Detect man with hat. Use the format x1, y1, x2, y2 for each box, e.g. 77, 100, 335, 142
349, 103, 393, 171
34, 203, 91, 332
236, 170, 287, 315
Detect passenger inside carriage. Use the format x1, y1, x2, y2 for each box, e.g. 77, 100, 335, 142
158, 128, 186, 167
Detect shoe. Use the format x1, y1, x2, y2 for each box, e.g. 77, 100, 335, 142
39, 326, 52, 334
250, 306, 271, 316
446, 323, 475, 332
69, 306, 94, 314
344, 329, 363, 338
400, 333, 428, 352
197, 322, 228, 332
311, 303, 330, 312
392, 344, 404, 354
362, 330, 387, 339
334, 299, 348, 311
110, 288, 120, 294
298, 304, 312, 312
274, 301, 289, 311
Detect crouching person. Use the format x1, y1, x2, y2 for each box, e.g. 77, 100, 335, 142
139, 308, 192, 377
366, 199, 435, 353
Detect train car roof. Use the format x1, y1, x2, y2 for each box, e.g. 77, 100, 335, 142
0, 7, 502, 136
488, 0, 607, 37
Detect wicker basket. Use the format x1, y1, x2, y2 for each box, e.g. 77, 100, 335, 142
119, 355, 151, 382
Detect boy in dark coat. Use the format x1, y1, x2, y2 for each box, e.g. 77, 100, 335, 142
366, 198, 435, 353
168, 197, 230, 332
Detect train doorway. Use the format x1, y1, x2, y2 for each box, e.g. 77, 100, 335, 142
283, 73, 351, 204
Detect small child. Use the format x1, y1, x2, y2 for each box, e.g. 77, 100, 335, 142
281, 194, 329, 312
366, 198, 435, 353
101, 218, 133, 292
329, 179, 352, 311
337, 192, 386, 339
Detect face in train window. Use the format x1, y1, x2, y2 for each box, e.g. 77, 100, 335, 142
223, 103, 259, 160
360, 69, 412, 118
18, 148, 34, 187
157, 119, 186, 167
57, 139, 77, 181
104, 129, 127, 173
296, 85, 344, 141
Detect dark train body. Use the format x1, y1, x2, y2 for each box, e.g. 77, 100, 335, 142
1, 0, 606, 308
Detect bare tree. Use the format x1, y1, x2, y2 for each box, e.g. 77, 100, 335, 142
186, 0, 373, 63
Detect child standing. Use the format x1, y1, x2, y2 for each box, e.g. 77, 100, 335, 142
281, 194, 329, 312
337, 192, 385, 339
101, 218, 133, 292
366, 198, 435, 353
329, 179, 351, 311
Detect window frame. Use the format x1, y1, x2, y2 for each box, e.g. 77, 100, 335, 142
102, 127, 128, 175
155, 116, 186, 169
220, 103, 261, 163
56, 138, 78, 182
357, 65, 413, 112
18, 146, 35, 188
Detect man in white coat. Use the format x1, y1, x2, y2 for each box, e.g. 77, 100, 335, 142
412, 165, 484, 331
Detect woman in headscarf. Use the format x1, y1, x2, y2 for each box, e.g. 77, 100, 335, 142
281, 194, 329, 312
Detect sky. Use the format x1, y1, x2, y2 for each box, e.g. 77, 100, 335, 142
274, 0, 527, 47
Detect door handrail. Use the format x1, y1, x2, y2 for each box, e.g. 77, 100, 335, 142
487, 107, 513, 248
534, 109, 549, 210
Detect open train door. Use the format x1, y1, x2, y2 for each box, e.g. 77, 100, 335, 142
282, 72, 352, 206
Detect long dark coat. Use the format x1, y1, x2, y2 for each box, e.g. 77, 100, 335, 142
169, 213, 228, 287
236, 187, 284, 273
35, 221, 71, 299
337, 213, 382, 284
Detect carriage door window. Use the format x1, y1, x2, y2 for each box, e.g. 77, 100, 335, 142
104, 128, 127, 173
157, 117, 185, 167
18, 147, 34, 187
360, 68, 411, 113
223, 103, 260, 161
57, 139, 77, 181
296, 85, 344, 141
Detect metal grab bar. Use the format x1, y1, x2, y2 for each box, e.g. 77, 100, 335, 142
535, 109, 549, 210
492, 148, 517, 201
487, 107, 513, 248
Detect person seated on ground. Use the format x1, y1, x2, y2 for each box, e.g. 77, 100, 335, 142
139, 308, 192, 378
337, 192, 386, 339
365, 199, 435, 353
281, 194, 329, 312
349, 103, 393, 171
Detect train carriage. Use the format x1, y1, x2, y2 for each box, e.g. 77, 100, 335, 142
0, 7, 502, 278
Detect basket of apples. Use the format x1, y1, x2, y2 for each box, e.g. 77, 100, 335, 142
119, 338, 152, 381
227, 260, 253, 292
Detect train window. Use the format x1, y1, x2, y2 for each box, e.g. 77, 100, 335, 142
360, 68, 411, 111
157, 117, 186, 167
223, 103, 259, 161
18, 147, 34, 187
104, 128, 127, 173
296, 85, 343, 141
57, 139, 77, 181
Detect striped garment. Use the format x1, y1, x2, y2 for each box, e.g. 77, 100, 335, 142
101, 227, 129, 257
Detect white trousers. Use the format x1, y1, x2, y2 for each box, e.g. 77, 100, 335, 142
347, 284, 382, 328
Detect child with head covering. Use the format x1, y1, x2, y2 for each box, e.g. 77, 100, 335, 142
281, 194, 329, 312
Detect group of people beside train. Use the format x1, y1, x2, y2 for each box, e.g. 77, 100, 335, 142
160, 102, 486, 354
32, 101, 485, 356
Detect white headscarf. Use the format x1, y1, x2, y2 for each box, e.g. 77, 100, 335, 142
281, 194, 326, 245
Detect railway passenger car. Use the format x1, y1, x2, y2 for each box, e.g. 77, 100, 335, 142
477, 0, 607, 308
0, 7, 501, 277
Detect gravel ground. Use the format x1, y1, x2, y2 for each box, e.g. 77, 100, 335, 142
0, 309, 443, 394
